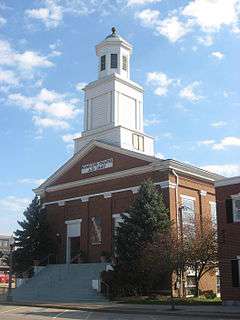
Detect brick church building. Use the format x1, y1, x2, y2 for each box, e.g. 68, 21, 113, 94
34, 28, 221, 296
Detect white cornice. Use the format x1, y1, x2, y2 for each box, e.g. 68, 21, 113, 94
42, 163, 158, 193
84, 73, 144, 93
215, 176, 240, 187
42, 180, 173, 208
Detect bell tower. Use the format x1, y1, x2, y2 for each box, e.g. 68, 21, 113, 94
74, 28, 155, 156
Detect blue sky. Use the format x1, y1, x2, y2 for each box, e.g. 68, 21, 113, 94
0, 0, 240, 235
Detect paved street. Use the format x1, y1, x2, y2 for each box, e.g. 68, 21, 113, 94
0, 305, 239, 320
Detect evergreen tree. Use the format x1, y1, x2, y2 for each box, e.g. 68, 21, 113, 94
13, 196, 56, 275
114, 180, 171, 293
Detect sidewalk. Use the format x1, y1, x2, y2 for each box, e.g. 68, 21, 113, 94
1, 301, 240, 318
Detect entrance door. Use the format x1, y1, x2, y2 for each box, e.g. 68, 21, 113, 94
70, 236, 80, 263
65, 219, 82, 264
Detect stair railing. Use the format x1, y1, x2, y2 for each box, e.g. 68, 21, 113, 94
16, 253, 56, 284
100, 278, 111, 299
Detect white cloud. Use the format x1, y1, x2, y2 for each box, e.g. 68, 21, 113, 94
15, 51, 53, 70
0, 196, 30, 214
144, 118, 161, 127
135, 9, 191, 42
201, 164, 240, 177
135, 9, 160, 26
155, 152, 165, 159
8, 88, 80, 120
179, 81, 203, 102
211, 51, 224, 59
62, 132, 82, 143
223, 90, 232, 98
0, 15, 6, 27
198, 139, 215, 145
0, 196, 31, 234
197, 34, 214, 46
0, 68, 19, 85
135, 0, 240, 43
147, 71, 174, 96
26, 0, 127, 28
26, 0, 63, 29
212, 136, 240, 150
211, 121, 227, 128
0, 39, 54, 71
156, 16, 191, 43
33, 116, 69, 129
62, 132, 82, 152
182, 0, 240, 33
127, 0, 160, 5
75, 82, 87, 91
17, 178, 45, 186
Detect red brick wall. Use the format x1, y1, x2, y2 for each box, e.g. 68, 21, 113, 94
216, 183, 240, 301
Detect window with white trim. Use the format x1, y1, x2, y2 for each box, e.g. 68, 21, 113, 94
181, 196, 195, 234
186, 275, 196, 296
210, 202, 217, 225
233, 198, 240, 222
133, 134, 144, 151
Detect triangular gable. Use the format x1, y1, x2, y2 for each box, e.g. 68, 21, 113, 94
35, 141, 158, 191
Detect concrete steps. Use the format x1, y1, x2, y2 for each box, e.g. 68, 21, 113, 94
13, 263, 108, 303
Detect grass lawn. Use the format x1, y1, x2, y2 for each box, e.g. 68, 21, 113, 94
118, 295, 222, 305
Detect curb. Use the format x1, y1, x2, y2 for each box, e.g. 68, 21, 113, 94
1, 301, 240, 319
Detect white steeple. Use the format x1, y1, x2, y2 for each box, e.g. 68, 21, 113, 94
74, 28, 155, 156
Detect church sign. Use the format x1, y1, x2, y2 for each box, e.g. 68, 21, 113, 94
81, 158, 113, 174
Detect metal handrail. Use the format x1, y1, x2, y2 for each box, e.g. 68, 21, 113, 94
17, 253, 55, 280
70, 253, 82, 264
100, 279, 111, 299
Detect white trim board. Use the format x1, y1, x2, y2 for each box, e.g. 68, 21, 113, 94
42, 180, 174, 208
180, 195, 196, 201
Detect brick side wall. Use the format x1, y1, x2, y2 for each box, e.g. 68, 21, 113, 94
216, 183, 240, 301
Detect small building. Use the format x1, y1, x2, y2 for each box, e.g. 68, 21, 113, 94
34, 28, 222, 296
0, 235, 11, 254
215, 176, 240, 305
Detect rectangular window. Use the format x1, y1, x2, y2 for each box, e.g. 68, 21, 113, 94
231, 259, 240, 287
181, 196, 195, 234
122, 55, 128, 71
186, 275, 196, 296
100, 55, 106, 71
111, 54, 118, 68
90, 217, 102, 245
210, 202, 217, 225
233, 198, 240, 222
132, 134, 144, 151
